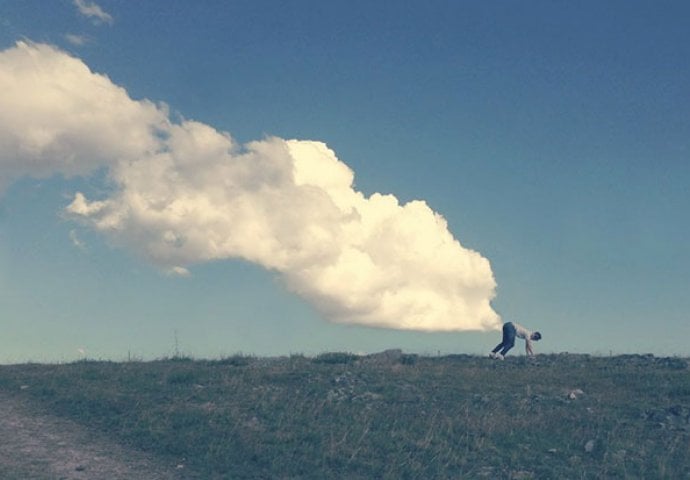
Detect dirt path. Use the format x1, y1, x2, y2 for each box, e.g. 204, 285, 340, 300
0, 393, 189, 480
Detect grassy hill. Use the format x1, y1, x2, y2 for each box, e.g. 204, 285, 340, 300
1, 352, 689, 479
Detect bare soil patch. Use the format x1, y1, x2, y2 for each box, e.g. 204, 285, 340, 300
0, 393, 187, 480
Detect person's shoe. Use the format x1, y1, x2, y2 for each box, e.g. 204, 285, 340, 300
489, 352, 497, 359
495, 353, 504, 360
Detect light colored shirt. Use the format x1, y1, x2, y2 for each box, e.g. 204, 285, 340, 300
514, 323, 535, 355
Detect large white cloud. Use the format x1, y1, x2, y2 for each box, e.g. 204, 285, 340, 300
0, 41, 501, 332
0, 41, 166, 189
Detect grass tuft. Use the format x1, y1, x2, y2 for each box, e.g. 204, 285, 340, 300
312, 352, 359, 364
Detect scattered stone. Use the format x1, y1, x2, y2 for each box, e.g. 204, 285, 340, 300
643, 405, 690, 430
612, 449, 627, 461
358, 391, 383, 401
568, 388, 584, 400
326, 389, 343, 402
477, 466, 494, 478
245, 416, 262, 431
584, 439, 595, 453
547, 448, 558, 454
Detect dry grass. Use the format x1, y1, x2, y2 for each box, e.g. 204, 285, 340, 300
0, 353, 688, 479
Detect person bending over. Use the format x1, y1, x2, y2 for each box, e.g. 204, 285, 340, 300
489, 322, 541, 359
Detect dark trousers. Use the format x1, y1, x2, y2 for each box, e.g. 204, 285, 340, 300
492, 322, 517, 356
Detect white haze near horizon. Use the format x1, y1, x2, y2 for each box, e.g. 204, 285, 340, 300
0, 41, 501, 332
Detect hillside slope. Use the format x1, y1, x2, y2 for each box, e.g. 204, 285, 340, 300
1, 353, 688, 479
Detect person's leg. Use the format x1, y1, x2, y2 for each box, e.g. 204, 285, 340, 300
492, 322, 511, 354
499, 322, 516, 356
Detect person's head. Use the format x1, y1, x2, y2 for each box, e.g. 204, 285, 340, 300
531, 331, 542, 341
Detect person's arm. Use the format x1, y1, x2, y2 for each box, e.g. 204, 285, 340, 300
525, 338, 534, 356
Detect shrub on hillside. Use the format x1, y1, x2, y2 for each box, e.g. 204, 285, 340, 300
312, 352, 359, 365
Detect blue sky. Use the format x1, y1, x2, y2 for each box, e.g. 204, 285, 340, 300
1, 1, 689, 362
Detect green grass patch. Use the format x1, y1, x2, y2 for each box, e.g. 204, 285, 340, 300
0, 354, 688, 479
